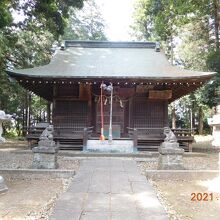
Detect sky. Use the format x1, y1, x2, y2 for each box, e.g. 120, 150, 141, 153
12, 0, 136, 41
95, 0, 136, 41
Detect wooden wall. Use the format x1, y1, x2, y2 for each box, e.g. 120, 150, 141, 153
52, 84, 168, 136
129, 96, 168, 129
52, 84, 90, 133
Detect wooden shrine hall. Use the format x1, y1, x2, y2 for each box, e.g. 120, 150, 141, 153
7, 41, 215, 152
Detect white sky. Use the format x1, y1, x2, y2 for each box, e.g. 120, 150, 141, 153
12, 0, 136, 41
95, 0, 136, 41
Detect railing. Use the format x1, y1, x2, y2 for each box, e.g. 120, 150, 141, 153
25, 124, 93, 148
171, 128, 195, 137
127, 127, 195, 148
54, 126, 86, 136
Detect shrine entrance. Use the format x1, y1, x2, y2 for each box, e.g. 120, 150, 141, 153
95, 100, 128, 138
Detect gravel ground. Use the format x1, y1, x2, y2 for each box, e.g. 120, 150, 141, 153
0, 178, 73, 220
148, 178, 220, 220
138, 154, 220, 171
0, 152, 80, 170
0, 141, 79, 219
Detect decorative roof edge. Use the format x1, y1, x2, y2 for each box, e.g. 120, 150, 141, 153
6, 70, 216, 81
64, 40, 156, 49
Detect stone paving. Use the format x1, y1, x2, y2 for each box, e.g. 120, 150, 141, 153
50, 158, 168, 220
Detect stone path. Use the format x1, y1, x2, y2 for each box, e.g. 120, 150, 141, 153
50, 158, 168, 220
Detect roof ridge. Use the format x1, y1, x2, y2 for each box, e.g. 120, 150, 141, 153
64, 40, 156, 48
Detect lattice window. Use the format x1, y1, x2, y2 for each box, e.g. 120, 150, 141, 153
53, 101, 88, 132
131, 97, 166, 129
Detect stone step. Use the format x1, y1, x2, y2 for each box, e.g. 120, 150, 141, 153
86, 140, 135, 153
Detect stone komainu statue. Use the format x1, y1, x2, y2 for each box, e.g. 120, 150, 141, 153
39, 125, 54, 141
163, 127, 177, 143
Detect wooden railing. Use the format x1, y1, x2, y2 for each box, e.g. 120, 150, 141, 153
171, 128, 195, 137
127, 127, 164, 138
25, 124, 93, 148
54, 126, 86, 136
127, 127, 195, 149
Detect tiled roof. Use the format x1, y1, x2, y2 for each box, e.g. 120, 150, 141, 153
7, 41, 215, 80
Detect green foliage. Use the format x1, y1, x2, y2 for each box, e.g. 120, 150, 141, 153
0, 0, 87, 136
0, 1, 13, 28
132, 0, 196, 41
132, 0, 220, 132
63, 0, 107, 41
206, 49, 220, 72
177, 20, 209, 71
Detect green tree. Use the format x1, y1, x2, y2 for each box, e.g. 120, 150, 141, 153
0, 0, 87, 136
131, 0, 220, 134
63, 0, 107, 40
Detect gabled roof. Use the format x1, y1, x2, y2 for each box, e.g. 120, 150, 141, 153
7, 40, 215, 80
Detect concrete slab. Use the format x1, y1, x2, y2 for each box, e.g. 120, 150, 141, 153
131, 181, 155, 194
88, 170, 110, 193
111, 194, 136, 212
49, 158, 167, 220
111, 182, 132, 194
112, 211, 140, 220
80, 211, 111, 220
50, 210, 82, 220
127, 172, 146, 182
84, 193, 110, 212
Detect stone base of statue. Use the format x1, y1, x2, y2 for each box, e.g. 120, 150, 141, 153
0, 176, 8, 194
32, 140, 59, 169
158, 142, 185, 170
0, 136, 6, 143
208, 114, 220, 148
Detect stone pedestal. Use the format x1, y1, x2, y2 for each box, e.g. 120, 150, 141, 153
32, 139, 59, 169
0, 176, 8, 193
158, 142, 185, 170
86, 140, 135, 153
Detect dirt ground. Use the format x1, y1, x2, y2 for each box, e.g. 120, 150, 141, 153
138, 136, 220, 220
150, 178, 220, 220
1, 137, 220, 220
0, 139, 78, 219
0, 178, 71, 220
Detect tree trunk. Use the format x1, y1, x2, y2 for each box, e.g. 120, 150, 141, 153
25, 92, 31, 134
171, 107, 176, 129
213, 0, 220, 49
198, 106, 204, 135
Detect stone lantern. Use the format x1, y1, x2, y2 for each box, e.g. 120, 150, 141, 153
208, 88, 220, 147
0, 110, 12, 193
0, 110, 12, 143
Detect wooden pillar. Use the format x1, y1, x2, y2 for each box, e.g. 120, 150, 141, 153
26, 91, 31, 131
163, 100, 169, 127
129, 97, 133, 128
198, 106, 204, 135
52, 85, 57, 125
47, 101, 51, 123
171, 107, 176, 129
